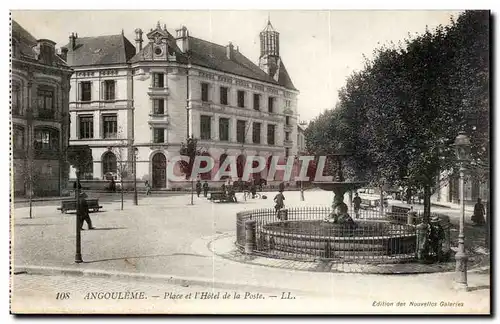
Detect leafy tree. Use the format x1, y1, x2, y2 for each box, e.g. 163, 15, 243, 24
305, 10, 490, 220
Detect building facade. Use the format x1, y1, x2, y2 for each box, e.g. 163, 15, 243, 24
66, 20, 299, 189
297, 123, 306, 155
11, 20, 73, 197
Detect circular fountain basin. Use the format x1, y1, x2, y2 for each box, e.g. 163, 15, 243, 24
258, 220, 416, 259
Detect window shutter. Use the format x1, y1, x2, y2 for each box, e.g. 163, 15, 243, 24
101, 81, 105, 100
113, 80, 117, 100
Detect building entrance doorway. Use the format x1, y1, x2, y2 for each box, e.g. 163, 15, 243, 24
152, 152, 166, 188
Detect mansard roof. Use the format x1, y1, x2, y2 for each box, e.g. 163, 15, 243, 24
64, 34, 136, 66
130, 35, 297, 91
12, 20, 69, 68
65, 25, 297, 91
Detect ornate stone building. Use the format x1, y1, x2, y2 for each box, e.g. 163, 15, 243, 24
11, 20, 73, 197
66, 19, 298, 189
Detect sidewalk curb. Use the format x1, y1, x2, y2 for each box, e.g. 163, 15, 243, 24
12, 265, 317, 295
208, 235, 491, 275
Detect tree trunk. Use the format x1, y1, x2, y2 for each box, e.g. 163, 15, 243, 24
379, 185, 384, 217
485, 177, 490, 250
121, 179, 124, 210
29, 188, 33, 219
190, 178, 194, 205
423, 184, 431, 223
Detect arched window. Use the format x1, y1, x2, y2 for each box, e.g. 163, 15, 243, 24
218, 153, 229, 180
236, 154, 245, 180
102, 151, 117, 178
200, 152, 212, 180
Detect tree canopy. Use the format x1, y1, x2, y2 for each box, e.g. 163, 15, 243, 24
305, 10, 489, 194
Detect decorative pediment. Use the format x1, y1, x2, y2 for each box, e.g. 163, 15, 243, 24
146, 22, 169, 43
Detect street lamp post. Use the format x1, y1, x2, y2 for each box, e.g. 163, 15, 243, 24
75, 170, 83, 263
454, 131, 471, 291
133, 147, 138, 206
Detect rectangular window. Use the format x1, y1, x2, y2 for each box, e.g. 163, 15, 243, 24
219, 118, 229, 141
252, 122, 261, 144
237, 90, 245, 108
37, 87, 55, 119
153, 128, 165, 143
79, 115, 94, 139
268, 97, 274, 113
153, 99, 165, 115
12, 83, 21, 115
13, 126, 24, 150
286, 116, 290, 126
237, 120, 246, 143
253, 93, 260, 110
200, 115, 211, 140
80, 82, 91, 102
102, 115, 117, 139
267, 124, 275, 145
201, 83, 209, 102
37, 87, 54, 110
220, 87, 228, 105
285, 131, 290, 141
34, 129, 58, 151
285, 100, 291, 108
153, 73, 165, 88
104, 80, 115, 101
285, 148, 290, 157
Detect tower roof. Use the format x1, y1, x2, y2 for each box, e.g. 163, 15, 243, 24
261, 18, 277, 33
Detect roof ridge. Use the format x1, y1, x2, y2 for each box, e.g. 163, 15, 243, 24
77, 34, 124, 40
188, 35, 229, 50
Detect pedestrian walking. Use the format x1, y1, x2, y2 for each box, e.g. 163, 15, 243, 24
274, 189, 285, 217
203, 181, 209, 197
145, 180, 151, 196
78, 192, 95, 230
472, 198, 486, 225
228, 185, 237, 203
353, 192, 362, 219
250, 182, 257, 199
195, 180, 202, 197
110, 177, 116, 192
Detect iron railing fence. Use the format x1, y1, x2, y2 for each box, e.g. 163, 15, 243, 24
236, 207, 452, 263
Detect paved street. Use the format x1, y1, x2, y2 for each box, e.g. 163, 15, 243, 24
11, 190, 491, 314
11, 271, 490, 314
11, 273, 297, 314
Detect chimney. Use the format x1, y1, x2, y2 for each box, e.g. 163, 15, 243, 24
134, 28, 143, 53
175, 26, 189, 53
69, 32, 77, 50
60, 47, 68, 61
226, 42, 234, 60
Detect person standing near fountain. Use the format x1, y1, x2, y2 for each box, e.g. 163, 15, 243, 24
353, 192, 362, 219
274, 189, 286, 218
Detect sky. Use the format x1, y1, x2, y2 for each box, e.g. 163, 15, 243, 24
12, 10, 462, 123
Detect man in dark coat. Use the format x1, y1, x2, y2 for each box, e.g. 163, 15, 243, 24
78, 193, 95, 230
353, 192, 362, 219
203, 181, 209, 197
472, 198, 486, 225
196, 180, 202, 197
